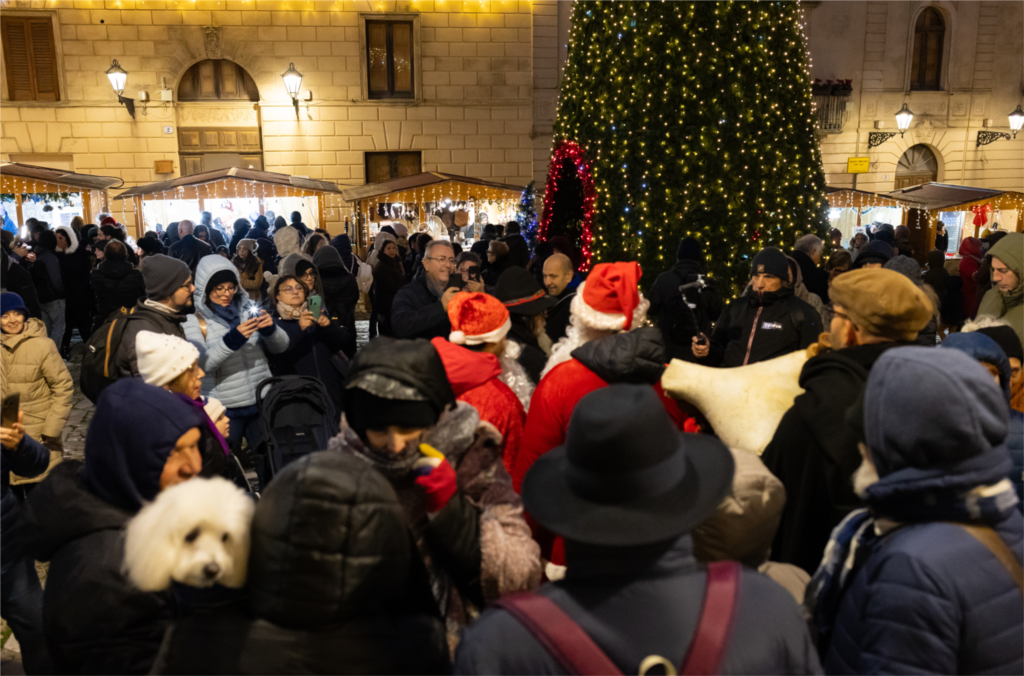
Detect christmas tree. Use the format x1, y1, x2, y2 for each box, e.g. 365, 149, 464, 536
516, 180, 540, 252
545, 1, 829, 293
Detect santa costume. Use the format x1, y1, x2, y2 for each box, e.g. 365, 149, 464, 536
430, 292, 526, 474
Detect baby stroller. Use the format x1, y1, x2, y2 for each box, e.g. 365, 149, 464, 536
256, 375, 340, 482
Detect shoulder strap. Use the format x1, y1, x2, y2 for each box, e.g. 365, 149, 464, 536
959, 524, 1023, 594
786, 295, 805, 334
680, 561, 741, 676
493, 594, 624, 676
197, 315, 208, 340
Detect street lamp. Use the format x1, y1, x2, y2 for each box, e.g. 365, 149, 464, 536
895, 103, 914, 138
1009, 105, 1024, 139
106, 59, 135, 119
282, 62, 303, 119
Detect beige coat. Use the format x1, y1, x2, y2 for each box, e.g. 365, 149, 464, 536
2, 318, 74, 483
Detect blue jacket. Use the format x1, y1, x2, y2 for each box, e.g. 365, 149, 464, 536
942, 332, 1024, 508
825, 347, 1023, 675
1, 433, 49, 572
455, 535, 821, 675
183, 256, 289, 409
391, 275, 451, 340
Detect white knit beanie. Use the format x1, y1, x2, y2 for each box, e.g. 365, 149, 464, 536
135, 331, 200, 387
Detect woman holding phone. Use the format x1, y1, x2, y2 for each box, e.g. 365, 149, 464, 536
267, 275, 349, 415
183, 257, 289, 486
0, 292, 73, 494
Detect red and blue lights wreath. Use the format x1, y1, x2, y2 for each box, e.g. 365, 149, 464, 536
539, 140, 596, 272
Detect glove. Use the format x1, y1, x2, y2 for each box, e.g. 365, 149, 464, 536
223, 327, 248, 351
414, 443, 458, 513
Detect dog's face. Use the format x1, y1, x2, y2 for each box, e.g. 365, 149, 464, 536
124, 477, 255, 592
169, 518, 246, 588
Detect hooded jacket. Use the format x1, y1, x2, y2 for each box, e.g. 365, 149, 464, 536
958, 236, 985, 318
22, 381, 206, 675
709, 287, 821, 368
978, 232, 1024, 344
151, 452, 450, 675
55, 225, 94, 309
183, 256, 289, 409
762, 342, 901, 573
312, 245, 359, 334
329, 233, 358, 271
28, 239, 64, 303
455, 534, 822, 675
91, 258, 147, 324
372, 248, 408, 335
431, 338, 526, 474
2, 249, 42, 318
273, 224, 302, 259
1, 317, 74, 442
823, 348, 1023, 675
169, 233, 214, 277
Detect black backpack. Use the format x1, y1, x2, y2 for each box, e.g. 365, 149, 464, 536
80, 306, 139, 404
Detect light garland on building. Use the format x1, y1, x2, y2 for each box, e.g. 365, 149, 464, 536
539, 140, 596, 271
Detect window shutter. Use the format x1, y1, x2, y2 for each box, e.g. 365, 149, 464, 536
29, 19, 59, 101
2, 16, 60, 101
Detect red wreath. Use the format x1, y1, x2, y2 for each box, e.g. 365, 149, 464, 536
971, 203, 992, 227
539, 140, 596, 272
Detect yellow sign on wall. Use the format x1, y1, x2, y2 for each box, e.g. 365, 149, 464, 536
847, 157, 870, 174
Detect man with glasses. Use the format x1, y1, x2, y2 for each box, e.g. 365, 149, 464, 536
761, 268, 933, 574
391, 240, 460, 340
114, 254, 196, 378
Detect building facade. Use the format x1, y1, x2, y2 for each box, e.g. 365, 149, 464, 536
0, 0, 565, 233
804, 1, 1024, 193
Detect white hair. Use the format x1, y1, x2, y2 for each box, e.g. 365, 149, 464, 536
794, 234, 824, 256
123, 477, 255, 591
961, 316, 1011, 333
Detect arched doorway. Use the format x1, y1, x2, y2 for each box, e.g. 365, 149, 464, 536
895, 144, 938, 189
176, 59, 262, 176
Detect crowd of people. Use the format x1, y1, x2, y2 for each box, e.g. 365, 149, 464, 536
0, 209, 1021, 675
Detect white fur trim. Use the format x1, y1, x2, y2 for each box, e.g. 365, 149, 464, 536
456, 317, 512, 346
55, 225, 79, 255
569, 280, 651, 332
450, 330, 467, 345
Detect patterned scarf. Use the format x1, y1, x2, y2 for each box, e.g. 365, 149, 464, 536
275, 301, 306, 321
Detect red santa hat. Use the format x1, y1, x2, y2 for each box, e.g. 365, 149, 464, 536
100, 216, 118, 227
572, 261, 647, 332
447, 291, 511, 345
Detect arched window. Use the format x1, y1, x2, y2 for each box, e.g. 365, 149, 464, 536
895, 144, 938, 189
910, 8, 944, 90
177, 59, 259, 101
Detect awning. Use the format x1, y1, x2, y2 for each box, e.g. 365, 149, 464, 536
826, 186, 921, 210
884, 182, 1010, 210
114, 167, 343, 201
341, 171, 524, 203
0, 162, 124, 193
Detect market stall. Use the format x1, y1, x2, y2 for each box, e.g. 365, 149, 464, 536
113, 167, 346, 240
341, 172, 526, 256
0, 162, 123, 232
886, 182, 1024, 257
825, 186, 921, 248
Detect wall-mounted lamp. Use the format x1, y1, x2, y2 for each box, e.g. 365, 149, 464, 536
1009, 105, 1024, 139
282, 62, 303, 119
106, 59, 135, 119
977, 105, 1024, 147
895, 103, 914, 137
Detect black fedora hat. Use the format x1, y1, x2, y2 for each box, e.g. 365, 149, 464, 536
495, 266, 557, 316
522, 384, 734, 547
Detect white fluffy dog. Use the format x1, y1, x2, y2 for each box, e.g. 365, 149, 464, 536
124, 477, 255, 591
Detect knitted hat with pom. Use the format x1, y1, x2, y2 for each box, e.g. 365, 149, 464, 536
135, 330, 200, 387
447, 291, 511, 345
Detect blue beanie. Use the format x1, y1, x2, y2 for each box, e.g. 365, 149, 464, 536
0, 292, 28, 319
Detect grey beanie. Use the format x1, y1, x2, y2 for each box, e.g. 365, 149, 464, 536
141, 254, 192, 300
750, 247, 789, 279
883, 255, 923, 286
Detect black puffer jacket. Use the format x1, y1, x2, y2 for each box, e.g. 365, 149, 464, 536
709, 287, 821, 367
152, 452, 450, 675
91, 259, 146, 326
22, 461, 173, 675
647, 260, 723, 363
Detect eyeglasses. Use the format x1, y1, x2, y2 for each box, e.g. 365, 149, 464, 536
279, 285, 305, 294
425, 257, 456, 265
212, 284, 237, 295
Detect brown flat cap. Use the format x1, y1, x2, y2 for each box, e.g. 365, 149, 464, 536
829, 268, 933, 341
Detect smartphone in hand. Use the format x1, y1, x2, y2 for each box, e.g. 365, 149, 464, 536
1, 393, 20, 428
307, 294, 322, 320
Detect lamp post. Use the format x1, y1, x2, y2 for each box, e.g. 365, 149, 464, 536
1009, 105, 1024, 139
106, 59, 135, 119
895, 103, 914, 138
282, 62, 303, 119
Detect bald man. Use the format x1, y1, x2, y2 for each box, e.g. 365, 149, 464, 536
543, 253, 576, 343
169, 218, 213, 276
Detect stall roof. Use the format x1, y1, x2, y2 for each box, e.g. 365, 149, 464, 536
826, 186, 920, 209
884, 182, 1009, 210
0, 162, 123, 191
341, 172, 525, 202
114, 167, 343, 200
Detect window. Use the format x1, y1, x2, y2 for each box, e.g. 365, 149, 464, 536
366, 21, 414, 99
910, 8, 944, 91
365, 152, 421, 184
177, 59, 259, 102
1, 16, 59, 101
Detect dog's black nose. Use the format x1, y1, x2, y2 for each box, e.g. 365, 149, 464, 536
203, 562, 221, 578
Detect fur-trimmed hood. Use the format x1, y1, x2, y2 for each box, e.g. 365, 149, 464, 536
55, 225, 79, 255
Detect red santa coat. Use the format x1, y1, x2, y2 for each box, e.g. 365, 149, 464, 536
431, 338, 526, 473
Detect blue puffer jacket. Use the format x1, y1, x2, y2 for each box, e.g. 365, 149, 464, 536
1, 433, 49, 573
183, 256, 289, 409
942, 332, 1024, 508
825, 347, 1023, 675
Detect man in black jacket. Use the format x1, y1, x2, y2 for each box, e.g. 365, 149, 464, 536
2, 249, 41, 318
114, 254, 194, 378
169, 219, 213, 276
27, 230, 66, 347
647, 237, 723, 363
761, 268, 933, 573
542, 253, 576, 344
500, 221, 530, 268
391, 240, 458, 340
791, 234, 830, 302
695, 247, 821, 367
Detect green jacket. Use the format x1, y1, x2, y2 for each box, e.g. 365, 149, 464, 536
977, 232, 1023, 345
